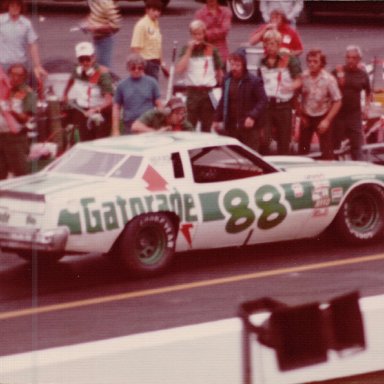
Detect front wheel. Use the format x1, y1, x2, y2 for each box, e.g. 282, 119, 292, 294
117, 213, 177, 276
334, 185, 384, 244
228, 0, 260, 22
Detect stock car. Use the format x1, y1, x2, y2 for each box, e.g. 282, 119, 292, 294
1, 132, 384, 276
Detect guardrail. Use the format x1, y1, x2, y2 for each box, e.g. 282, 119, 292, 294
1, 294, 383, 384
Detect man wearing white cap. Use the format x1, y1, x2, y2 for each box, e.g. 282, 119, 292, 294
63, 41, 113, 141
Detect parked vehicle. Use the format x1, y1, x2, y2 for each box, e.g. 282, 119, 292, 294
195, 1, 384, 23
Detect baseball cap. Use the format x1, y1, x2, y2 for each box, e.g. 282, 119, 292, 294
75, 42, 95, 58
165, 97, 186, 112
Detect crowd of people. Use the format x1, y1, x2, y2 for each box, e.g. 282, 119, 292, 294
0, 0, 376, 179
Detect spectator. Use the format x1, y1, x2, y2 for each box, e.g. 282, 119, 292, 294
0, 0, 47, 81
194, 0, 232, 64
176, 20, 223, 132
132, 97, 193, 133
249, 7, 303, 56
82, 0, 122, 68
260, 0, 304, 28
212, 49, 267, 152
298, 49, 342, 159
258, 30, 302, 155
130, 0, 165, 81
333, 45, 371, 161
63, 42, 113, 142
112, 53, 161, 135
0, 63, 37, 179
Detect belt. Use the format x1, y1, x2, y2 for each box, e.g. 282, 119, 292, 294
187, 86, 213, 92
268, 97, 291, 105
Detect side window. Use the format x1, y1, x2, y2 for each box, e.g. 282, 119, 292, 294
189, 145, 275, 183
171, 152, 184, 178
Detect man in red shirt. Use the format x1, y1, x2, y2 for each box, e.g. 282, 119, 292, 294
249, 8, 303, 57
194, 0, 232, 63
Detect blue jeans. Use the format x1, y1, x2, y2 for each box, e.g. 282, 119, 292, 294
93, 35, 114, 68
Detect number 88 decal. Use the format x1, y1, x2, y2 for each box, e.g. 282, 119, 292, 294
224, 185, 287, 234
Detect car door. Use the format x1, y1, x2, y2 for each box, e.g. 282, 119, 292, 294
179, 144, 313, 251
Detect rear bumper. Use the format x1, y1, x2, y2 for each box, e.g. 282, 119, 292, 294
0, 226, 69, 253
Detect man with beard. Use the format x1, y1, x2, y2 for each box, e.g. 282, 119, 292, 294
211, 49, 267, 152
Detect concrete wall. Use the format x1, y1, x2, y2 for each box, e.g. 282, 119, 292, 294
1, 295, 383, 384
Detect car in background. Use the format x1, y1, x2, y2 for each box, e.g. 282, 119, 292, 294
1, 132, 384, 277
195, 0, 384, 23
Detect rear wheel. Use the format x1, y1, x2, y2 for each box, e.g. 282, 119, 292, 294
334, 185, 384, 244
117, 213, 177, 276
228, 0, 260, 22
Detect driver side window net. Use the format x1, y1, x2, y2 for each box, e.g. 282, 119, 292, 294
189, 145, 268, 183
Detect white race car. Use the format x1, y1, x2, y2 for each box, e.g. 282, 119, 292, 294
1, 132, 384, 276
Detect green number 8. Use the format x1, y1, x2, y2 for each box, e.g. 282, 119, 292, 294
256, 185, 287, 229
224, 189, 255, 234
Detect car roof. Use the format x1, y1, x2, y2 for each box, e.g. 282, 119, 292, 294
77, 132, 241, 154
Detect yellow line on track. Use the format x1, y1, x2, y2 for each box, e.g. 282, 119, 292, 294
1, 252, 384, 321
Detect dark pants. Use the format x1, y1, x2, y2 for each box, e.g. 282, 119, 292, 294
334, 111, 364, 161
0, 133, 29, 179
145, 59, 160, 81
227, 128, 260, 152
71, 108, 112, 142
299, 114, 334, 160
186, 88, 214, 133
260, 101, 292, 155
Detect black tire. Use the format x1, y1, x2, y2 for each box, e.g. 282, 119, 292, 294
17, 250, 65, 264
117, 213, 177, 276
228, 0, 260, 22
334, 185, 384, 244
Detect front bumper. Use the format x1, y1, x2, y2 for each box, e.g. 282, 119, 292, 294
0, 226, 69, 253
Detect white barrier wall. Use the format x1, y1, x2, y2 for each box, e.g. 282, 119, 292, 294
1, 295, 384, 384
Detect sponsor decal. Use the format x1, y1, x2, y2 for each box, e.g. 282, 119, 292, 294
331, 187, 343, 202
291, 183, 304, 198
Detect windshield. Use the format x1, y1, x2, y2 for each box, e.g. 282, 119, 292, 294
48, 148, 126, 177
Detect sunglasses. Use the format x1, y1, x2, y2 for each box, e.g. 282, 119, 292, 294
78, 56, 92, 63
129, 65, 145, 71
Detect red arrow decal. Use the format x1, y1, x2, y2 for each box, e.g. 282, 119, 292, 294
180, 223, 193, 246
143, 165, 168, 191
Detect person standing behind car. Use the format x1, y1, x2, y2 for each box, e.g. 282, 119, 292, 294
130, 0, 165, 81
194, 0, 232, 64
62, 42, 113, 142
0, 63, 36, 179
0, 0, 47, 81
112, 53, 161, 135
333, 45, 371, 161
211, 49, 267, 152
82, 0, 121, 69
249, 7, 303, 57
260, 0, 304, 28
176, 20, 223, 132
258, 30, 302, 155
298, 49, 341, 160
